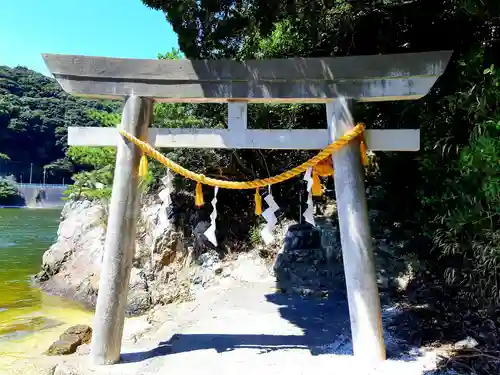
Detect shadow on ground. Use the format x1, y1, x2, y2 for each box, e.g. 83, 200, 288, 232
385, 273, 500, 375
120, 288, 353, 363
270, 222, 421, 360
120, 222, 422, 366
121, 215, 500, 373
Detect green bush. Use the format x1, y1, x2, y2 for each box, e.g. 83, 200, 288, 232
0, 177, 23, 206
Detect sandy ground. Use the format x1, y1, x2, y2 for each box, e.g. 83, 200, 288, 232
41, 279, 445, 375
3, 257, 450, 375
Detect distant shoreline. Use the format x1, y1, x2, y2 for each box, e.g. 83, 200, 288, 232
0, 205, 62, 209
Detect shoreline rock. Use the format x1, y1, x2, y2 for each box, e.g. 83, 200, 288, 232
33, 197, 238, 317
46, 325, 92, 356
33, 196, 401, 322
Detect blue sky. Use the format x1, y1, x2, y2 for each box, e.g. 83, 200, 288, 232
0, 0, 179, 76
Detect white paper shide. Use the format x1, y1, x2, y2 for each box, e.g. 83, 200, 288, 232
260, 186, 280, 245
203, 186, 219, 246
303, 167, 315, 226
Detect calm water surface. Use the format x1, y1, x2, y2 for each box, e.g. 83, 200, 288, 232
0, 208, 91, 341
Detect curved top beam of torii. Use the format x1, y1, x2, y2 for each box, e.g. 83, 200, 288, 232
41, 51, 453, 103
41, 51, 453, 152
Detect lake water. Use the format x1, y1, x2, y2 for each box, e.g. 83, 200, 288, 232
0, 208, 92, 370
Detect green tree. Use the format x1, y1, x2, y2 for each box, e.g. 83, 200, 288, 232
0, 177, 22, 205
141, 0, 500, 308
157, 48, 184, 60
0, 65, 121, 183
63, 110, 120, 200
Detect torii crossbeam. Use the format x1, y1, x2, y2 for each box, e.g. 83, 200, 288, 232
42, 50, 452, 367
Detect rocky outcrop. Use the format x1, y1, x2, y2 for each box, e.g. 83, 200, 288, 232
273, 220, 343, 291
34, 195, 398, 318
34, 197, 218, 316
267, 210, 403, 298
34, 200, 106, 309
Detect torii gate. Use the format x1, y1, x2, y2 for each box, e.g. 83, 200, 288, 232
42, 51, 452, 366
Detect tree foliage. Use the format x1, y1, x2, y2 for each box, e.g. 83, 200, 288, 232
63, 110, 119, 201
3, 0, 500, 313
0, 177, 22, 205
0, 66, 121, 183
142, 0, 500, 307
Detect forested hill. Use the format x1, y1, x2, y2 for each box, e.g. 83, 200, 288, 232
0, 66, 121, 184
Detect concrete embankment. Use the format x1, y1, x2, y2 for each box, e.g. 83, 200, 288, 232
11, 184, 67, 208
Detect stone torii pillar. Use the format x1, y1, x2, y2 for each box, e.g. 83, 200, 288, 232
42, 50, 452, 365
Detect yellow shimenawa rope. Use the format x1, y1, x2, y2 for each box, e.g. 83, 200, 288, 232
120, 123, 366, 190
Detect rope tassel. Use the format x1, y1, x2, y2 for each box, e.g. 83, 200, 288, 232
254, 188, 262, 215
360, 134, 369, 166
195, 182, 204, 206
311, 171, 323, 196
138, 154, 148, 178
303, 168, 316, 226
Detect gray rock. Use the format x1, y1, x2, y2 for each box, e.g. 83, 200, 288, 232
273, 219, 345, 293
75, 343, 91, 356
378, 275, 389, 289
46, 338, 81, 355
46, 324, 92, 356
35, 198, 195, 316
454, 336, 479, 349
61, 325, 92, 343
197, 250, 220, 270
35, 200, 106, 310
127, 268, 152, 315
